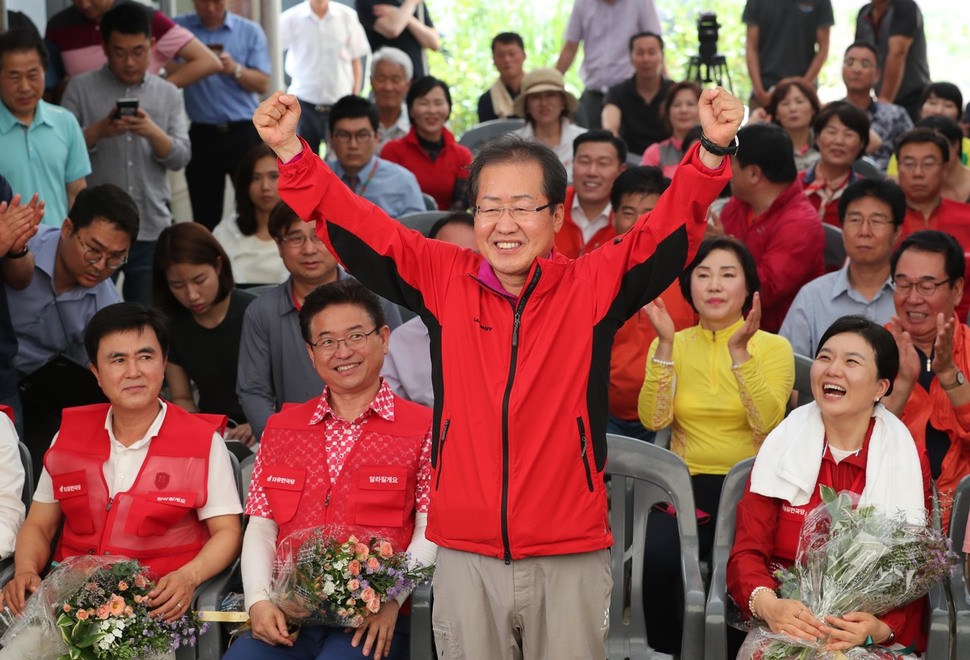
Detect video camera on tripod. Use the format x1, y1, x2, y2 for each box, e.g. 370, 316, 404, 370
687, 12, 733, 93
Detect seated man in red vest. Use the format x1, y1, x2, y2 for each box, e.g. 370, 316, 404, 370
0, 302, 243, 621
224, 280, 435, 660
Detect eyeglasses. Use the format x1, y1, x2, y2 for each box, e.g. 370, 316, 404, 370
331, 129, 375, 144
309, 327, 379, 355
843, 213, 894, 229
891, 277, 953, 296
75, 234, 128, 269
474, 204, 552, 222
279, 231, 324, 248
899, 158, 943, 172
372, 74, 405, 85
843, 57, 875, 70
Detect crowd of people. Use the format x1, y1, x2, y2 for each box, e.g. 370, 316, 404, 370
0, 0, 969, 658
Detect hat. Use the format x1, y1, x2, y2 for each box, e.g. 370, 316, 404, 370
512, 68, 579, 118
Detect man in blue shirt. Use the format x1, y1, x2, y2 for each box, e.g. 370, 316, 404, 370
6, 185, 138, 379
0, 30, 90, 230
0, 178, 43, 434
175, 0, 272, 229
328, 95, 424, 218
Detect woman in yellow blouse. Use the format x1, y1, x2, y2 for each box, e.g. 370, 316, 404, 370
636, 236, 794, 653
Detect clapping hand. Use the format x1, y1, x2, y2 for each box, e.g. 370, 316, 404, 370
727, 292, 761, 367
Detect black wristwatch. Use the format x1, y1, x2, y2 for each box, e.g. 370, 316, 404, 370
700, 133, 740, 157
5, 245, 28, 259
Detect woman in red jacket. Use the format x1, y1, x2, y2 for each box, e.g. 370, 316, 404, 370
728, 316, 932, 657
381, 76, 472, 211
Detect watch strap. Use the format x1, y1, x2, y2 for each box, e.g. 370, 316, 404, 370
700, 133, 739, 157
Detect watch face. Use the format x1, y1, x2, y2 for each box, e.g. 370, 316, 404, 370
958, 371, 966, 385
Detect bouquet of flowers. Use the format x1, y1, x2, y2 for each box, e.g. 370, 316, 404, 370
739, 486, 958, 660
0, 555, 207, 660
269, 525, 435, 628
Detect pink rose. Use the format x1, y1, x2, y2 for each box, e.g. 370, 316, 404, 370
97, 606, 110, 619
348, 579, 360, 591
366, 557, 380, 571
366, 599, 381, 613
348, 560, 361, 576
76, 609, 89, 621
355, 543, 370, 560
124, 606, 133, 616
134, 575, 147, 589
117, 581, 128, 591
108, 596, 126, 616
378, 541, 394, 559
62, 604, 72, 613
361, 587, 377, 603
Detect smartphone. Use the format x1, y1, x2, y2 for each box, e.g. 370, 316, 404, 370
113, 98, 139, 120
209, 43, 224, 53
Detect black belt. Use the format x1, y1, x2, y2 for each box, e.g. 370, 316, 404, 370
191, 120, 253, 134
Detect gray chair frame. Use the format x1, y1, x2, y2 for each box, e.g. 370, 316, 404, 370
792, 353, 815, 408
823, 224, 846, 272
0, 442, 35, 587
703, 457, 753, 660
458, 118, 524, 154
947, 474, 970, 659
605, 433, 706, 659
421, 193, 438, 211
399, 211, 450, 238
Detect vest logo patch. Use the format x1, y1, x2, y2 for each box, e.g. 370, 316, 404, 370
59, 484, 82, 494
267, 475, 297, 485
368, 475, 399, 484
781, 503, 807, 517
155, 495, 188, 505
154, 472, 170, 490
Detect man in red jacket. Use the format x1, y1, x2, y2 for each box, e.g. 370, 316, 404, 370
719, 122, 825, 332
555, 130, 627, 258
254, 85, 743, 659
0, 302, 242, 621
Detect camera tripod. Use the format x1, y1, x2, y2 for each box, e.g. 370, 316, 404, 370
687, 54, 733, 93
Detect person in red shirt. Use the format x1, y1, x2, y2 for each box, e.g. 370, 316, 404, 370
380, 76, 472, 211
729, 315, 932, 656
555, 130, 627, 258
718, 123, 824, 332
896, 127, 970, 320
607, 166, 694, 440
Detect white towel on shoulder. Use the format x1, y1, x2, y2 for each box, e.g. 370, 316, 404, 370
750, 402, 925, 525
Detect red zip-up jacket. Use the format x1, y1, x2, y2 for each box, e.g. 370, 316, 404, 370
279, 142, 730, 560
554, 187, 616, 259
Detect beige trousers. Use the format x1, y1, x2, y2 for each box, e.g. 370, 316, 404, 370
432, 547, 612, 660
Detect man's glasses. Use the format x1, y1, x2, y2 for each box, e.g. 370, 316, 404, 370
309, 328, 379, 355
331, 130, 375, 144
474, 204, 552, 222
75, 234, 128, 269
280, 232, 324, 248
891, 277, 953, 296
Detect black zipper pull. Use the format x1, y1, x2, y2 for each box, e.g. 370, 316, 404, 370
106, 497, 113, 512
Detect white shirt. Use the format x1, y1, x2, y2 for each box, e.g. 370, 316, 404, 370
514, 119, 587, 184
569, 192, 612, 245
0, 414, 25, 559
212, 213, 288, 285
35, 401, 243, 521
377, 103, 410, 153
280, 1, 371, 105
382, 316, 433, 407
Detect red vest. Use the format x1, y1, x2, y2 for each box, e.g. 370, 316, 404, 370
554, 187, 616, 259
45, 403, 214, 578
256, 395, 430, 553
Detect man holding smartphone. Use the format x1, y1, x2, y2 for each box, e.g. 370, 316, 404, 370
175, 0, 272, 230
61, 3, 191, 305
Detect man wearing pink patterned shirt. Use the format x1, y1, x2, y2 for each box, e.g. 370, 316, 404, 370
226, 279, 434, 660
